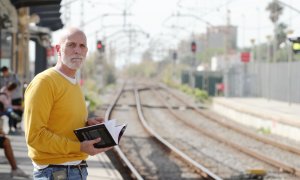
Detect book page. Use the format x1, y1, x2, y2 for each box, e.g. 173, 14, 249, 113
115, 124, 127, 143
105, 119, 127, 144
105, 119, 117, 143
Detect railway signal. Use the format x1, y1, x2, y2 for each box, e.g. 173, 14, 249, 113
191, 41, 196, 53
96, 40, 105, 52
172, 51, 177, 61
289, 37, 300, 54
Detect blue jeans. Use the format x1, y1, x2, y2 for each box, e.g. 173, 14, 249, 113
33, 166, 88, 180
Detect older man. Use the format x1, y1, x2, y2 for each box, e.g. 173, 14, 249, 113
24, 27, 111, 180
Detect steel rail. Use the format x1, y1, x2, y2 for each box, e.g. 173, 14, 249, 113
158, 84, 300, 176
105, 83, 144, 180
134, 88, 222, 180
159, 84, 300, 155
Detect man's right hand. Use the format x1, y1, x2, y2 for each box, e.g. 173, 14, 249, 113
80, 138, 112, 156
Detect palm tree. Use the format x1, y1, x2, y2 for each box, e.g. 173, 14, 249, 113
266, 0, 284, 62
266, 0, 283, 23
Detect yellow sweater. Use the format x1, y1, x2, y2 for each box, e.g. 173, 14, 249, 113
24, 68, 88, 165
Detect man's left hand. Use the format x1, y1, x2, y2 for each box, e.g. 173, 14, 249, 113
86, 117, 105, 126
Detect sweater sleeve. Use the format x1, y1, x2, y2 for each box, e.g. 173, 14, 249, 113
24, 78, 81, 155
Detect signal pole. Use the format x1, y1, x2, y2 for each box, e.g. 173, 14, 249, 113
287, 39, 292, 105
80, 0, 84, 30
287, 36, 300, 105
190, 41, 197, 88
224, 7, 230, 97
63, 0, 71, 25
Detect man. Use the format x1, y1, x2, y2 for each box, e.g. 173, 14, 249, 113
0, 102, 29, 178
24, 27, 111, 180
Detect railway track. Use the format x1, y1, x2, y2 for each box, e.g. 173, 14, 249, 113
101, 81, 300, 179
153, 83, 300, 179
104, 82, 220, 179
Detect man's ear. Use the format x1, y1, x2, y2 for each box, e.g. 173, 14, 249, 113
55, 45, 61, 56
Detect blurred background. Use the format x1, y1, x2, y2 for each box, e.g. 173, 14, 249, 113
1, 0, 300, 105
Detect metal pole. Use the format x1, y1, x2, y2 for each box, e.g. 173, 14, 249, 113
287, 40, 292, 105
190, 52, 196, 88
266, 35, 271, 100
250, 39, 257, 96
286, 30, 294, 105
273, 24, 277, 63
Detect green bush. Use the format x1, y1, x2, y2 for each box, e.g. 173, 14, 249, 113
194, 88, 209, 102
85, 95, 98, 112
164, 80, 210, 103
257, 127, 271, 134
180, 85, 194, 95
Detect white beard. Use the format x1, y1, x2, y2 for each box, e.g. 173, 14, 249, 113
61, 55, 85, 70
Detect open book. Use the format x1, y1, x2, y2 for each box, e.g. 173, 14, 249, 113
74, 119, 127, 148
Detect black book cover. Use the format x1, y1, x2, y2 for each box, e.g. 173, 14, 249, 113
74, 121, 126, 148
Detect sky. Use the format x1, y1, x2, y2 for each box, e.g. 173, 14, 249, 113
52, 0, 300, 68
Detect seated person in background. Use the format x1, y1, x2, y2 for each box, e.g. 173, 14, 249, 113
0, 83, 23, 134
0, 66, 22, 106
0, 101, 29, 178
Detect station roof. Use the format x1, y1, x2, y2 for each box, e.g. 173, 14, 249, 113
10, 0, 63, 31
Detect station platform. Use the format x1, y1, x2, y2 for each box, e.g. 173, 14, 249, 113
0, 121, 123, 180
212, 97, 300, 142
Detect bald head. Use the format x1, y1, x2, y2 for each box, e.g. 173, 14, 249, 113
58, 27, 87, 45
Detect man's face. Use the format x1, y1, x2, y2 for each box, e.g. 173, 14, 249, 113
59, 31, 88, 70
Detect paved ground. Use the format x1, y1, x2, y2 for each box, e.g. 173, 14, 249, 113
212, 97, 300, 142
213, 97, 300, 126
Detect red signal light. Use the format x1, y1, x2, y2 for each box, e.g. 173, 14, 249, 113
96, 40, 105, 52
97, 43, 102, 49
191, 41, 196, 53
97, 41, 103, 49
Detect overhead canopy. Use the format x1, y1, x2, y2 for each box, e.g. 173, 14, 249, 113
30, 4, 63, 31
10, 0, 61, 8
10, 0, 63, 31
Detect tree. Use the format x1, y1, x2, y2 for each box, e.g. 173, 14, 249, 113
276, 22, 287, 48
266, 0, 283, 23
266, 0, 284, 62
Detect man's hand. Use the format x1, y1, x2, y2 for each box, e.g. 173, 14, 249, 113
80, 138, 112, 156
86, 117, 105, 126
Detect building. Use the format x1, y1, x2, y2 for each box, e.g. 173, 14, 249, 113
206, 25, 237, 53
0, 0, 63, 88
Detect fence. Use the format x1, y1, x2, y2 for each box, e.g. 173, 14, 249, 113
225, 61, 300, 103
181, 70, 223, 96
